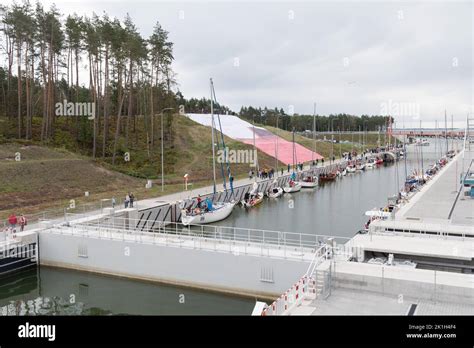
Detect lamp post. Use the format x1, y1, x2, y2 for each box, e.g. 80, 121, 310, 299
160, 107, 174, 192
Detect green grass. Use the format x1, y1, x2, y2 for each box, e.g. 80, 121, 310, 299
0, 115, 283, 218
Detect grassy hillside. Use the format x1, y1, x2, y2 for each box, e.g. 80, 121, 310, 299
100, 114, 282, 183
0, 115, 281, 218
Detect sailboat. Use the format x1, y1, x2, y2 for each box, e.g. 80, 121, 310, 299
266, 179, 283, 198
181, 79, 236, 226
284, 129, 302, 193
297, 175, 318, 188
284, 180, 302, 193
296, 102, 319, 188
241, 182, 264, 207
266, 115, 283, 197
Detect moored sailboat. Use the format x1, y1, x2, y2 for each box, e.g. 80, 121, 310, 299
297, 175, 318, 188
283, 180, 302, 193
180, 79, 235, 225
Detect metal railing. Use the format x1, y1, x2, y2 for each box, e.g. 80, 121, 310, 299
1, 198, 120, 233
75, 217, 349, 250
370, 222, 474, 240
305, 244, 330, 278
48, 218, 349, 260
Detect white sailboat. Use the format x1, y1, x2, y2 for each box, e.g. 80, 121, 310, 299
241, 182, 264, 207
267, 186, 283, 198
297, 175, 318, 188
365, 158, 376, 169
283, 181, 302, 193
266, 179, 283, 198
346, 165, 357, 173
182, 201, 236, 225
284, 130, 302, 193
181, 79, 235, 226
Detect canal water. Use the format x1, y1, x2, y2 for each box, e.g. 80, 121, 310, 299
215, 141, 449, 238
0, 139, 457, 315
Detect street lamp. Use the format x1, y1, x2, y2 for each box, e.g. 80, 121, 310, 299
160, 107, 174, 192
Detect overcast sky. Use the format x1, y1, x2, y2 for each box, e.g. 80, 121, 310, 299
4, 0, 473, 127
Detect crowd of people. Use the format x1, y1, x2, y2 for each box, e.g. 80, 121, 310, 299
185, 195, 214, 215
248, 168, 276, 180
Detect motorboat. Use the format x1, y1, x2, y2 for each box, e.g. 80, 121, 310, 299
181, 201, 236, 226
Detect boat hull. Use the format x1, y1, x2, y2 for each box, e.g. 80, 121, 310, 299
181, 202, 235, 226
297, 181, 318, 188
267, 187, 283, 198
241, 193, 264, 208
283, 183, 301, 193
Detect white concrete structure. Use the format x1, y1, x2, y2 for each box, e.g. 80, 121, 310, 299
37, 219, 335, 299
268, 148, 474, 316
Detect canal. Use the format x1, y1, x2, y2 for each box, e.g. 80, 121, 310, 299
0, 139, 457, 315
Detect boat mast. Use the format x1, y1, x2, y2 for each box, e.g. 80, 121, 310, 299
444, 109, 448, 155
420, 119, 424, 179
331, 119, 334, 163
275, 115, 278, 174
253, 114, 259, 180
210, 78, 217, 194
339, 119, 343, 159
292, 128, 296, 172
312, 103, 317, 165
451, 114, 454, 151
351, 130, 354, 155
403, 120, 408, 181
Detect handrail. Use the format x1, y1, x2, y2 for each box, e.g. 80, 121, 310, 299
70, 221, 327, 250
304, 244, 328, 278
78, 217, 350, 245
48, 224, 320, 261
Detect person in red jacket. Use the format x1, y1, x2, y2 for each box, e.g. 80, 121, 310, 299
8, 214, 18, 228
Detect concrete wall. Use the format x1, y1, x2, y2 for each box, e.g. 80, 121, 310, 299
38, 232, 309, 299
332, 268, 474, 305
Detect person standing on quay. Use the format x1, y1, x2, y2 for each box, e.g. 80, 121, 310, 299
19, 214, 27, 232
125, 194, 130, 208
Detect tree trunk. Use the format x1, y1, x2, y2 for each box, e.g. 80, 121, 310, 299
112, 69, 127, 165
125, 58, 133, 147
102, 47, 109, 157
150, 64, 154, 147
25, 42, 30, 140
17, 41, 22, 138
